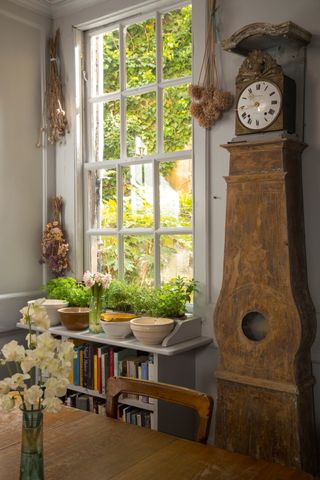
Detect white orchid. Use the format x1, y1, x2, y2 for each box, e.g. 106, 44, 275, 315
42, 396, 63, 413
20, 298, 50, 330
24, 385, 43, 408
44, 377, 68, 398
1, 341, 25, 362
9, 373, 30, 389
0, 300, 73, 414
0, 379, 11, 395
0, 395, 15, 412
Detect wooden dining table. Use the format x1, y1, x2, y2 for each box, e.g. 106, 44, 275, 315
0, 406, 313, 480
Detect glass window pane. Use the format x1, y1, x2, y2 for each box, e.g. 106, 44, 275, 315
92, 100, 120, 162
126, 18, 156, 88
91, 236, 118, 278
89, 169, 117, 229
160, 160, 192, 227
127, 92, 156, 157
160, 234, 193, 283
124, 235, 154, 286
104, 100, 120, 160
162, 5, 192, 80
103, 30, 120, 93
91, 30, 120, 96
164, 85, 191, 153
122, 164, 153, 228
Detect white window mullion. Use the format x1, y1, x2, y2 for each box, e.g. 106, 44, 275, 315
117, 163, 124, 279
119, 24, 126, 161
153, 160, 160, 286
156, 11, 163, 154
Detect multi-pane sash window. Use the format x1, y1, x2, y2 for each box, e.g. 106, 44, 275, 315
85, 3, 193, 287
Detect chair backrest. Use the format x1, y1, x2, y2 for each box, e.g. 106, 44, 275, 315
106, 376, 213, 444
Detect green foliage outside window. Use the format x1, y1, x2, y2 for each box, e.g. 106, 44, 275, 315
95, 5, 193, 286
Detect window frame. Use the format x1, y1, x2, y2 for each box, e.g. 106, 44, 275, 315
83, 0, 194, 288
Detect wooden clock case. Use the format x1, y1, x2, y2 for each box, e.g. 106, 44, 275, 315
214, 22, 318, 475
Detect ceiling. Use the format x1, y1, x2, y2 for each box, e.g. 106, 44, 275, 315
8, 0, 105, 18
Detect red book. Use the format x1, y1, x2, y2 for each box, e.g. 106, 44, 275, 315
109, 347, 114, 377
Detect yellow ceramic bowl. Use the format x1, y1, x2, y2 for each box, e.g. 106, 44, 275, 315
100, 312, 137, 323
100, 312, 137, 339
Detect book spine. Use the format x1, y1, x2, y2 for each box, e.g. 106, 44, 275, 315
93, 354, 98, 391
141, 361, 149, 403
109, 347, 114, 377
101, 353, 105, 395
114, 350, 119, 377
79, 348, 84, 387
74, 347, 80, 386
97, 347, 101, 393
87, 343, 94, 390
83, 344, 89, 388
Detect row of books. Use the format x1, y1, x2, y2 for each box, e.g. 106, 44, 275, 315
118, 404, 155, 430
65, 392, 106, 415
70, 341, 156, 397
64, 391, 155, 429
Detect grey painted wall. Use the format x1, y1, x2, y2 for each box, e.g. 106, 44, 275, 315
0, 1, 53, 343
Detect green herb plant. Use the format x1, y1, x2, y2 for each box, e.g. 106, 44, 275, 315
43, 277, 90, 307
106, 277, 198, 319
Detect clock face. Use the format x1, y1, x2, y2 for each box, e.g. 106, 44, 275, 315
237, 80, 282, 131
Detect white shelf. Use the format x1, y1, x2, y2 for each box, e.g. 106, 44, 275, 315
16, 323, 212, 356
66, 384, 155, 411
67, 384, 106, 399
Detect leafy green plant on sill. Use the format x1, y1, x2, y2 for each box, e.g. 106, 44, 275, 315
105, 277, 198, 319
43, 277, 90, 307
104, 280, 136, 312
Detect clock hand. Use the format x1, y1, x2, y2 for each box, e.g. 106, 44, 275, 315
238, 101, 261, 111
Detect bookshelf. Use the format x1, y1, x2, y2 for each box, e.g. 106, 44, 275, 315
17, 322, 211, 438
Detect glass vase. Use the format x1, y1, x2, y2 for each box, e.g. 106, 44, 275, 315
89, 293, 103, 333
20, 407, 44, 480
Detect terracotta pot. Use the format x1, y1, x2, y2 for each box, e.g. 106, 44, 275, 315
58, 307, 89, 331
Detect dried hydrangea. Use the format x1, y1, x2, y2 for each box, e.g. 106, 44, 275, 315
40, 197, 70, 276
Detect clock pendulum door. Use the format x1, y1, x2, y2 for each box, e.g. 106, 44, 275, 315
214, 138, 318, 474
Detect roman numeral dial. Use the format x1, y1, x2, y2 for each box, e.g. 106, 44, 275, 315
237, 80, 282, 131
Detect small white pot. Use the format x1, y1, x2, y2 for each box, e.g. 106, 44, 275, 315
28, 299, 69, 326
130, 317, 174, 346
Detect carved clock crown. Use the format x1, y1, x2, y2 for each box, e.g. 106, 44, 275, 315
236, 50, 282, 86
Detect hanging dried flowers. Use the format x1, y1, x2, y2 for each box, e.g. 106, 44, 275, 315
188, 0, 233, 129
37, 29, 69, 147
40, 197, 70, 276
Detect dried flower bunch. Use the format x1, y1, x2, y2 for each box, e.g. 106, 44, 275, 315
0, 299, 74, 413
40, 196, 70, 276
188, 0, 233, 129
37, 29, 69, 147
189, 85, 233, 129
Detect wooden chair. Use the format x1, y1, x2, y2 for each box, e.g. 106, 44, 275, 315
106, 376, 213, 444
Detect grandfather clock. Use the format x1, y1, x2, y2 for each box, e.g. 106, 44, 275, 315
214, 23, 318, 474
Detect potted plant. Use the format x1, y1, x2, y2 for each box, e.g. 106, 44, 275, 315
43, 277, 91, 330
44, 277, 90, 307
104, 277, 201, 346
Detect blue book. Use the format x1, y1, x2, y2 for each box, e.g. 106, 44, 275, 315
73, 346, 81, 386
141, 361, 149, 403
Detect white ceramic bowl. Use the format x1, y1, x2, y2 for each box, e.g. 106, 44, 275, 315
100, 312, 137, 339
130, 317, 174, 346
28, 299, 69, 326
